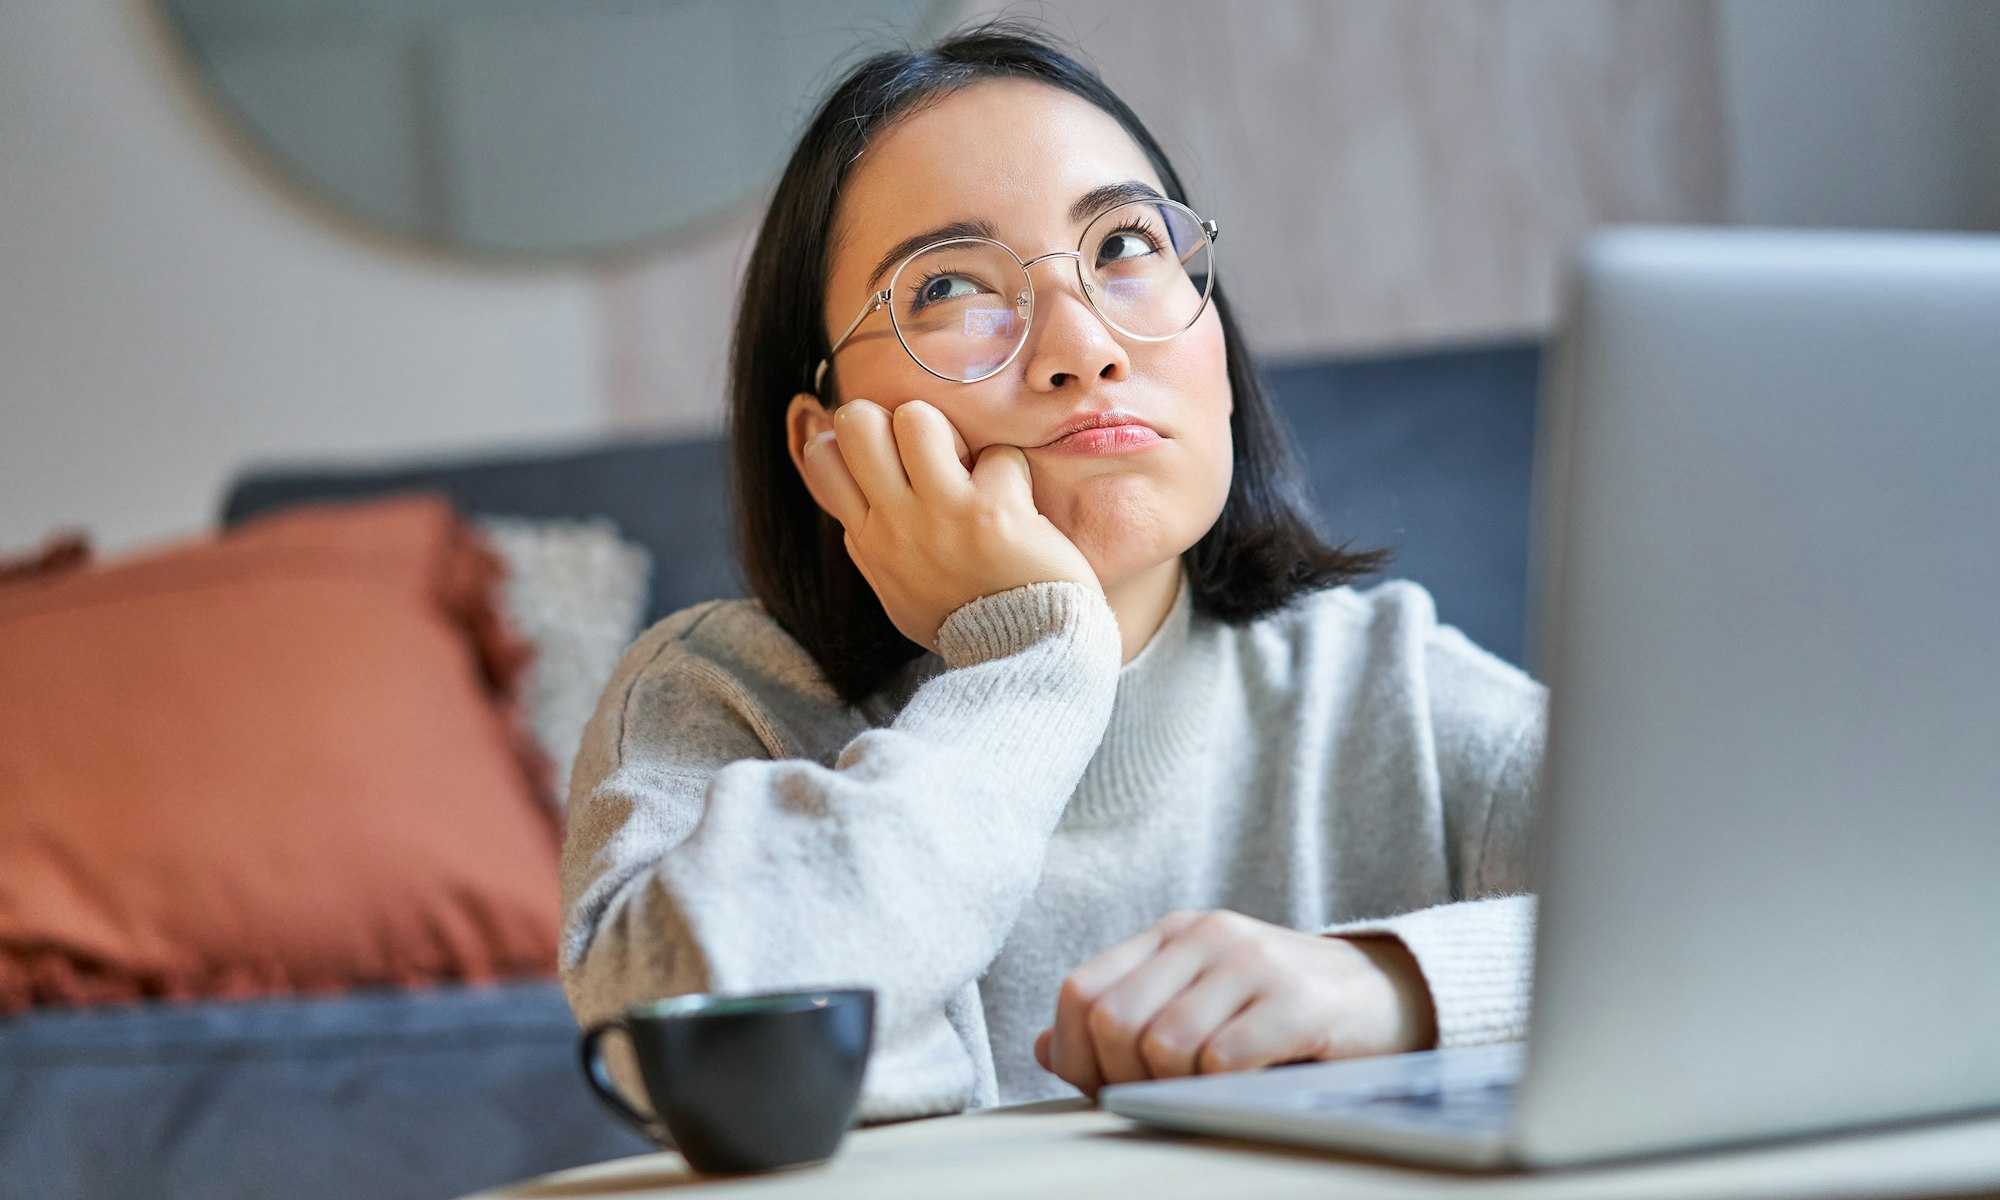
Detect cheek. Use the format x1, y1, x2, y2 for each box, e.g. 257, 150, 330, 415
1152, 313, 1233, 471
1141, 308, 1230, 421
1180, 310, 1231, 403
1166, 315, 1236, 509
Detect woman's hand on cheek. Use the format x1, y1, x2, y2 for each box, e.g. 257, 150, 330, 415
1031, 909, 1440, 1101
797, 397, 1102, 655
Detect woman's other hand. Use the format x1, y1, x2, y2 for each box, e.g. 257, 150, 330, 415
798, 397, 1103, 655
1032, 909, 1440, 1100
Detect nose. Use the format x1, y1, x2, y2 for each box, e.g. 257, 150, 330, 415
1019, 253, 1131, 392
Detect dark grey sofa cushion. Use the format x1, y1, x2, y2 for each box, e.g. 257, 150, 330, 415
0, 980, 652, 1200
1260, 340, 1540, 665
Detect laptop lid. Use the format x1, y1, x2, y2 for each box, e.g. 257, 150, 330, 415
1515, 226, 2000, 1165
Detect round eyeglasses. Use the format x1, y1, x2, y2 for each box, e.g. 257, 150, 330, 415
813, 197, 1219, 394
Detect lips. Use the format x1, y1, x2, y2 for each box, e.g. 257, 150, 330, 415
1039, 410, 1160, 447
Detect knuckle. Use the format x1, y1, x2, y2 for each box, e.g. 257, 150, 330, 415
1224, 938, 1277, 974
1194, 910, 1243, 940
1086, 1001, 1129, 1042
1139, 1024, 1186, 1064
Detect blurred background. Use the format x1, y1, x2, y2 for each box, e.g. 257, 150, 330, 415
4, 0, 1998, 555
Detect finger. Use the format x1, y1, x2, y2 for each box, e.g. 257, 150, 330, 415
906, 400, 976, 470
1196, 990, 1323, 1077
1085, 938, 1211, 1087
1138, 964, 1262, 1080
1051, 911, 1204, 1097
1049, 979, 1103, 1098
890, 400, 974, 503
969, 440, 1035, 504
1034, 1027, 1053, 1073
1050, 941, 1156, 1098
801, 429, 868, 531
832, 398, 912, 509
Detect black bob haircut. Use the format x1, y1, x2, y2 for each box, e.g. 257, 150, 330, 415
728, 16, 1388, 708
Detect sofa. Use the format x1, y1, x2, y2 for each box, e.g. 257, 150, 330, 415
0, 339, 1540, 1200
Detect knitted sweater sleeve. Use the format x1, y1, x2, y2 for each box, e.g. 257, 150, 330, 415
557, 581, 1122, 1128
1316, 624, 1548, 1049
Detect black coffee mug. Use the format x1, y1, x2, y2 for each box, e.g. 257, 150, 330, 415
578, 987, 875, 1175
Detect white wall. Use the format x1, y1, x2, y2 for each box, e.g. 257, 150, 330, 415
0, 2, 608, 555
1719, 0, 2000, 231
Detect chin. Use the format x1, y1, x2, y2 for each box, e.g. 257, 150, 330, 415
1074, 534, 1188, 591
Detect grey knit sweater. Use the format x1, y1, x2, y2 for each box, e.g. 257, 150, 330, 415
559, 562, 1546, 1123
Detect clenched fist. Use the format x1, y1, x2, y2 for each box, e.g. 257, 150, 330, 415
1033, 909, 1439, 1099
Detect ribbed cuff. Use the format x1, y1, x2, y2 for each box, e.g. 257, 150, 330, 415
893, 579, 1122, 806
1320, 894, 1537, 1048
934, 580, 1118, 670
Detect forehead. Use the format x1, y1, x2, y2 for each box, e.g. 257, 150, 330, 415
831, 78, 1165, 274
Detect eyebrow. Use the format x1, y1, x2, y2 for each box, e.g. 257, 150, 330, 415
863, 179, 1166, 292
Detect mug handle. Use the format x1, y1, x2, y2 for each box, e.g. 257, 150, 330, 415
579, 1019, 669, 1143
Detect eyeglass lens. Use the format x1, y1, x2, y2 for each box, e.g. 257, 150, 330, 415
888, 200, 1213, 382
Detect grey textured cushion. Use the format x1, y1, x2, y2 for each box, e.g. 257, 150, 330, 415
478, 514, 652, 811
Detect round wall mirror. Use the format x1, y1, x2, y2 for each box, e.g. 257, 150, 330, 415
158, 0, 964, 259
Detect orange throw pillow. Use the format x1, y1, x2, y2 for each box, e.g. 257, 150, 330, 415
0, 494, 560, 1013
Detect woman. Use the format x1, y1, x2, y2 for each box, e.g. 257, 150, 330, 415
560, 19, 1545, 1125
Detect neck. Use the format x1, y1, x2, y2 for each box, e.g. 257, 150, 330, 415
1102, 557, 1184, 666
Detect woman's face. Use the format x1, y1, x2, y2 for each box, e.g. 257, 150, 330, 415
787, 78, 1234, 593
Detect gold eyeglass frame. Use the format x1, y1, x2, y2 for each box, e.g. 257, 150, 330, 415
812, 197, 1220, 396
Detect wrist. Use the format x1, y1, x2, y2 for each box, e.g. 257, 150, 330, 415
1337, 933, 1439, 1053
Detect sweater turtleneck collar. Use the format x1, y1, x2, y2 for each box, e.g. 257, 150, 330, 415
1064, 560, 1219, 825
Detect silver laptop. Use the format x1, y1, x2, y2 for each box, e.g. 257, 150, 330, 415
1100, 226, 2000, 1169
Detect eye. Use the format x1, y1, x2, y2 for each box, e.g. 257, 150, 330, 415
905, 269, 987, 313
1095, 219, 1165, 267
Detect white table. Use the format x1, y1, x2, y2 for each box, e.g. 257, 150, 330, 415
465, 1097, 2000, 1199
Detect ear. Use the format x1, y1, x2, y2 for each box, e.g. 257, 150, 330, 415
785, 391, 837, 483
